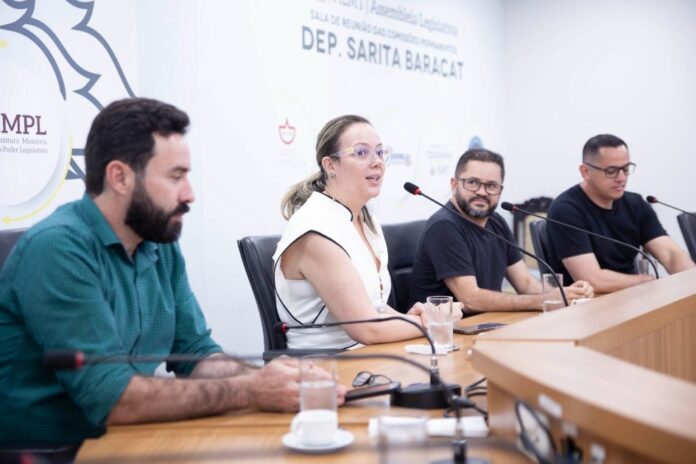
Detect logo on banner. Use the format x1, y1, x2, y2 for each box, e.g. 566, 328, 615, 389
274, 113, 309, 169
278, 118, 296, 144
388, 151, 412, 166
425, 143, 453, 176
0, 1, 135, 225
0, 60, 70, 225
468, 135, 484, 149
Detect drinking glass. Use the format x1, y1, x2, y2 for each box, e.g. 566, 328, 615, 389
541, 273, 565, 313
426, 295, 454, 351
299, 357, 337, 411
292, 357, 338, 446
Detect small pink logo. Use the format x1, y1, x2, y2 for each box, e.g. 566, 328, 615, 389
278, 118, 296, 144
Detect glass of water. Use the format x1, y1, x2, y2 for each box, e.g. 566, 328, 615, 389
426, 295, 454, 352
541, 273, 565, 313
299, 357, 337, 412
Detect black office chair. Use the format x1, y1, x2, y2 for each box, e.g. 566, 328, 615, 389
237, 235, 286, 354
677, 213, 696, 262
0, 228, 26, 271
529, 220, 550, 272
382, 220, 427, 313
238, 235, 342, 360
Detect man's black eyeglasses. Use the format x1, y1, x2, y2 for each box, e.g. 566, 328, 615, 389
584, 161, 636, 178
457, 177, 504, 195
352, 370, 393, 387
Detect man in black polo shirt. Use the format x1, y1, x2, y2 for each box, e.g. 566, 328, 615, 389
547, 134, 694, 293
410, 149, 593, 311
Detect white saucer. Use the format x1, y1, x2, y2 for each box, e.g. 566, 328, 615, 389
405, 344, 458, 355
282, 429, 354, 454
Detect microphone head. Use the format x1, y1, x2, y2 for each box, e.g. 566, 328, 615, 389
272, 321, 289, 334
403, 182, 421, 196
500, 201, 515, 212
44, 351, 85, 370
646, 195, 657, 204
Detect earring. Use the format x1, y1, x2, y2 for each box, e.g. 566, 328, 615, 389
329, 172, 336, 178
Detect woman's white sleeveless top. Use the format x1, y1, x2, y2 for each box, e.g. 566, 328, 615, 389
273, 192, 391, 350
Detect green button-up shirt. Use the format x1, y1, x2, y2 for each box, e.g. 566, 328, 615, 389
0, 194, 221, 447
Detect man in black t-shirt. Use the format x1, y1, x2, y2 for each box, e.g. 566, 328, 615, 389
547, 134, 694, 293
410, 149, 593, 311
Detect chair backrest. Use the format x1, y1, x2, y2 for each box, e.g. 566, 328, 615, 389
678, 213, 696, 262
529, 220, 550, 271
382, 220, 427, 313
237, 235, 286, 352
0, 228, 26, 271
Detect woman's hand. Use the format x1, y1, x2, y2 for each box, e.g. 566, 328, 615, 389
406, 302, 428, 328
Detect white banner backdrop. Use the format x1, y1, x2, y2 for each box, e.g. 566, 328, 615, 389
131, 0, 506, 353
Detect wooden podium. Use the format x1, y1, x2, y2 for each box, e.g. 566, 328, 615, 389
472, 268, 696, 463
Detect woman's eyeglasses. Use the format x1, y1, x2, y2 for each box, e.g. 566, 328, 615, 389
332, 144, 392, 164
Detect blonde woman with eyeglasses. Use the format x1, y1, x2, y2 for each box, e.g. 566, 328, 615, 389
273, 115, 427, 350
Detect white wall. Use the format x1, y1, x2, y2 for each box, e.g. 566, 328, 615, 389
503, 0, 696, 254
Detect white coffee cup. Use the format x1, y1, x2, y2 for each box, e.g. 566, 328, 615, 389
291, 409, 338, 446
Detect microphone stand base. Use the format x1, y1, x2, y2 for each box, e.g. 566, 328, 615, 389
390, 382, 461, 409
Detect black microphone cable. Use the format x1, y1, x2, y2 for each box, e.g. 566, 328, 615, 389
274, 316, 436, 357
275, 317, 463, 410
646, 195, 696, 218
502, 202, 660, 278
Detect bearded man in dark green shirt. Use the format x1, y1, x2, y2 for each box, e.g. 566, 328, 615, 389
0, 98, 345, 459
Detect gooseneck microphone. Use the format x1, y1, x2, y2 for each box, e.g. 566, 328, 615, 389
275, 317, 461, 409
501, 202, 660, 279
44, 351, 262, 371
404, 182, 568, 307
275, 317, 435, 356
47, 323, 466, 412
45, 350, 439, 378
646, 195, 696, 218
45, 348, 476, 463
45, 348, 467, 411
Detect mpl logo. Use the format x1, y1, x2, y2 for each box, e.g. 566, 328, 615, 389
278, 118, 296, 144
1, 114, 48, 135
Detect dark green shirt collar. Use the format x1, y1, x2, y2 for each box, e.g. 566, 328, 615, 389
77, 193, 159, 261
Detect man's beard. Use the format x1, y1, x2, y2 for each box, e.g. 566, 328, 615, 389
125, 180, 190, 243
455, 190, 497, 218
